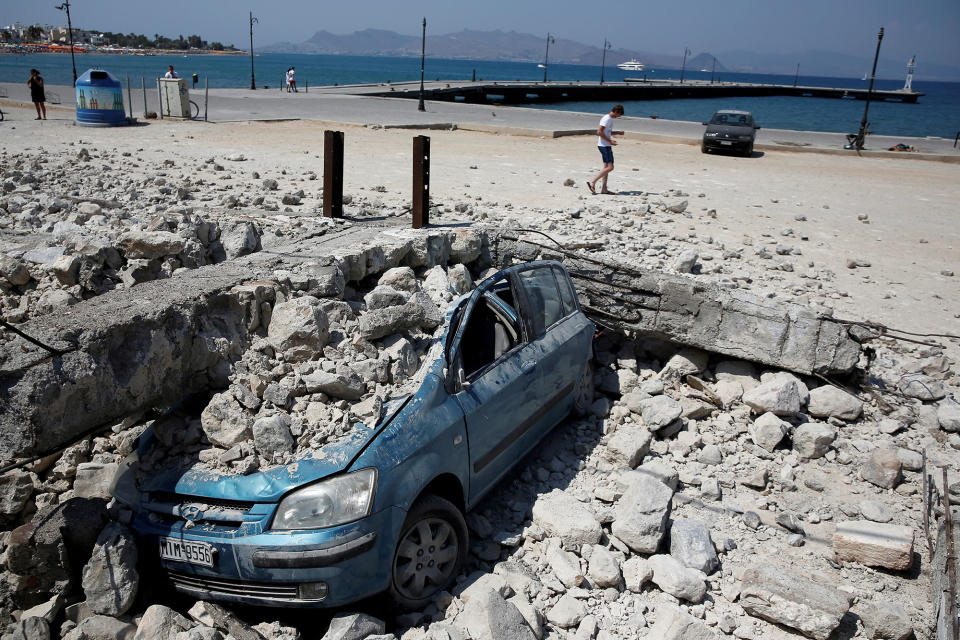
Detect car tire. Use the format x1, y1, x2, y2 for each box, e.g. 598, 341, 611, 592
701, 142, 709, 154
572, 360, 595, 416
745, 144, 754, 157
389, 494, 468, 611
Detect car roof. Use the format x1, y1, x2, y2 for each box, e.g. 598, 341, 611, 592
712, 109, 753, 116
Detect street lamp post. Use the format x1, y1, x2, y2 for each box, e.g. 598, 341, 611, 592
855, 27, 884, 150
679, 47, 690, 84
249, 12, 258, 90
543, 33, 555, 83
417, 18, 426, 112
793, 63, 799, 87
55, 0, 77, 86
710, 57, 716, 84
600, 39, 612, 84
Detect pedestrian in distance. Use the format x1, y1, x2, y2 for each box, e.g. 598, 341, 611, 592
164, 65, 178, 79
27, 68, 46, 120
286, 66, 297, 93
587, 104, 624, 195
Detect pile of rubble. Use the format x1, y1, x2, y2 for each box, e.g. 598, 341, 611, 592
141, 262, 476, 478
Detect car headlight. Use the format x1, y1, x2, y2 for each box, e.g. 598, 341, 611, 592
272, 468, 377, 530
704, 132, 718, 137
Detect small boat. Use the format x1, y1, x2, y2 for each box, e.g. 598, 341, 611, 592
617, 59, 645, 71
537, 63, 545, 68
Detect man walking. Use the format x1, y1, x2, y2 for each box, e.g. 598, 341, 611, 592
587, 104, 624, 195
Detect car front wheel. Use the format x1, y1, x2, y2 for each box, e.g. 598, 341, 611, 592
701, 142, 709, 154
389, 494, 468, 610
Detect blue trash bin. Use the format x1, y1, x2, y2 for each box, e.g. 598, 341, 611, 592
75, 69, 127, 127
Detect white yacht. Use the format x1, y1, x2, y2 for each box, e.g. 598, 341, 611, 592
617, 59, 645, 71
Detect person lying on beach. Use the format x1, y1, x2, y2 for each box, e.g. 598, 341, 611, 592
587, 104, 624, 195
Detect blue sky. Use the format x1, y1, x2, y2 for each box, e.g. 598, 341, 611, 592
2, 0, 957, 68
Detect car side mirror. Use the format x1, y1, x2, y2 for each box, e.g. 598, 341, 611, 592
755, 125, 761, 130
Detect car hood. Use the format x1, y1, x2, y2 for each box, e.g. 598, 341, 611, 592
706, 124, 753, 136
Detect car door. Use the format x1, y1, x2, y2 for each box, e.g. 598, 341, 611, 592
448, 274, 543, 505
515, 265, 592, 437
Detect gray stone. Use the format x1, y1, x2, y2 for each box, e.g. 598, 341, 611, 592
807, 385, 863, 421
855, 599, 914, 640
897, 373, 946, 401
22, 246, 67, 266
0, 254, 32, 286
547, 546, 583, 588
62, 614, 136, 640
73, 463, 119, 500
132, 605, 192, 640
792, 422, 837, 460
301, 370, 365, 401
647, 554, 707, 602
612, 471, 674, 553
200, 392, 254, 448
938, 398, 960, 432
319, 613, 385, 640
603, 425, 652, 468
833, 521, 914, 571
673, 249, 699, 274
586, 545, 622, 588
861, 447, 902, 489
545, 594, 588, 629
221, 222, 262, 259
252, 414, 295, 457
622, 557, 653, 592
118, 231, 185, 259
267, 296, 329, 362
187, 601, 264, 640
697, 444, 722, 465
751, 412, 788, 452
739, 565, 851, 640
4, 617, 51, 640
860, 500, 894, 523
0, 470, 37, 526
458, 588, 538, 640
660, 348, 709, 380
532, 491, 602, 547
742, 376, 804, 416
635, 459, 679, 490
377, 266, 418, 292
364, 285, 409, 310
81, 523, 139, 616
638, 395, 683, 432
669, 518, 718, 574
648, 605, 717, 640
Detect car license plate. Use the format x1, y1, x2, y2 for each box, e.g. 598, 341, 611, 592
159, 537, 214, 567
720, 141, 732, 145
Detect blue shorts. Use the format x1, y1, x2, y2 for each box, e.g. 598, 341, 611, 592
598, 146, 614, 164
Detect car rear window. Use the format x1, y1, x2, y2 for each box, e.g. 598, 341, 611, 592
518, 267, 565, 337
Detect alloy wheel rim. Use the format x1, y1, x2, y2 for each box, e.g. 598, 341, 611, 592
393, 517, 459, 600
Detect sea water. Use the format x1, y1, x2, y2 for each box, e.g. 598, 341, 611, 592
1, 51, 956, 138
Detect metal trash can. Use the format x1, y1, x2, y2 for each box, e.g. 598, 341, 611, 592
159, 78, 191, 118
75, 69, 127, 127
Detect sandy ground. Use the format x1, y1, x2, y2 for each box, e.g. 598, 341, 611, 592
3, 100, 956, 341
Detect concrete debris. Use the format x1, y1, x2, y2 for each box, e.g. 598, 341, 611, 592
648, 604, 717, 639
81, 523, 139, 616
531, 491, 602, 547
833, 520, 915, 571
612, 471, 673, 553
739, 565, 851, 640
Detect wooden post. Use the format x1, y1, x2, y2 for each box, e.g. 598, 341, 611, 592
412, 135, 430, 228
323, 130, 344, 218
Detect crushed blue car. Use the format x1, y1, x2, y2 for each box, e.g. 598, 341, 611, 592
113, 260, 594, 609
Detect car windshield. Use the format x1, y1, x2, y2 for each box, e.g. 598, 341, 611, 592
710, 113, 754, 127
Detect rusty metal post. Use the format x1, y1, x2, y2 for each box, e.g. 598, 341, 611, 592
323, 130, 344, 218
412, 135, 430, 228
944, 467, 959, 640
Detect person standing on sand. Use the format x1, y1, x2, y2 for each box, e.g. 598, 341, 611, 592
164, 65, 178, 79
286, 67, 297, 92
27, 69, 46, 120
587, 104, 624, 195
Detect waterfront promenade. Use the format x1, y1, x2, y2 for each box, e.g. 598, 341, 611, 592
1, 79, 958, 159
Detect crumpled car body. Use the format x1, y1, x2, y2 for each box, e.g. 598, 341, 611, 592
120, 260, 594, 608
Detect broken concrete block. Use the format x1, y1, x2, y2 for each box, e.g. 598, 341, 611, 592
532, 491, 602, 547
750, 412, 788, 452
792, 423, 837, 460
603, 425, 652, 468
807, 384, 863, 421
897, 373, 946, 401
188, 600, 264, 640
855, 599, 913, 640
612, 471, 673, 553
201, 392, 254, 449
938, 398, 960, 432
739, 565, 851, 640
81, 523, 139, 616
132, 604, 192, 640
648, 604, 718, 639
252, 414, 295, 457
647, 554, 707, 602
457, 588, 538, 639
742, 376, 803, 416
267, 295, 329, 362
73, 463, 119, 500
118, 231, 185, 259
861, 447, 902, 489
638, 395, 683, 432
669, 518, 718, 574
833, 520, 914, 571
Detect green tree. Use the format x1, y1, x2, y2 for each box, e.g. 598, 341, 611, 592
26, 25, 43, 41
209, 41, 224, 51
1, 30, 11, 42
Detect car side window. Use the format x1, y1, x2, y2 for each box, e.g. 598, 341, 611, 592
458, 289, 522, 380
518, 267, 564, 338
553, 267, 578, 316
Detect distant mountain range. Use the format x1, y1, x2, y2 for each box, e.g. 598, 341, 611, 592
262, 29, 960, 81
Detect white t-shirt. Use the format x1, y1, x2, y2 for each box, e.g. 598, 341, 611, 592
164, 71, 178, 78
597, 114, 614, 147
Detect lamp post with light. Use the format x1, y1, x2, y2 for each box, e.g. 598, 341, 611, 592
418, 18, 426, 111
679, 47, 690, 84
543, 33, 555, 83
249, 12, 258, 90
600, 39, 612, 84
55, 0, 77, 86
